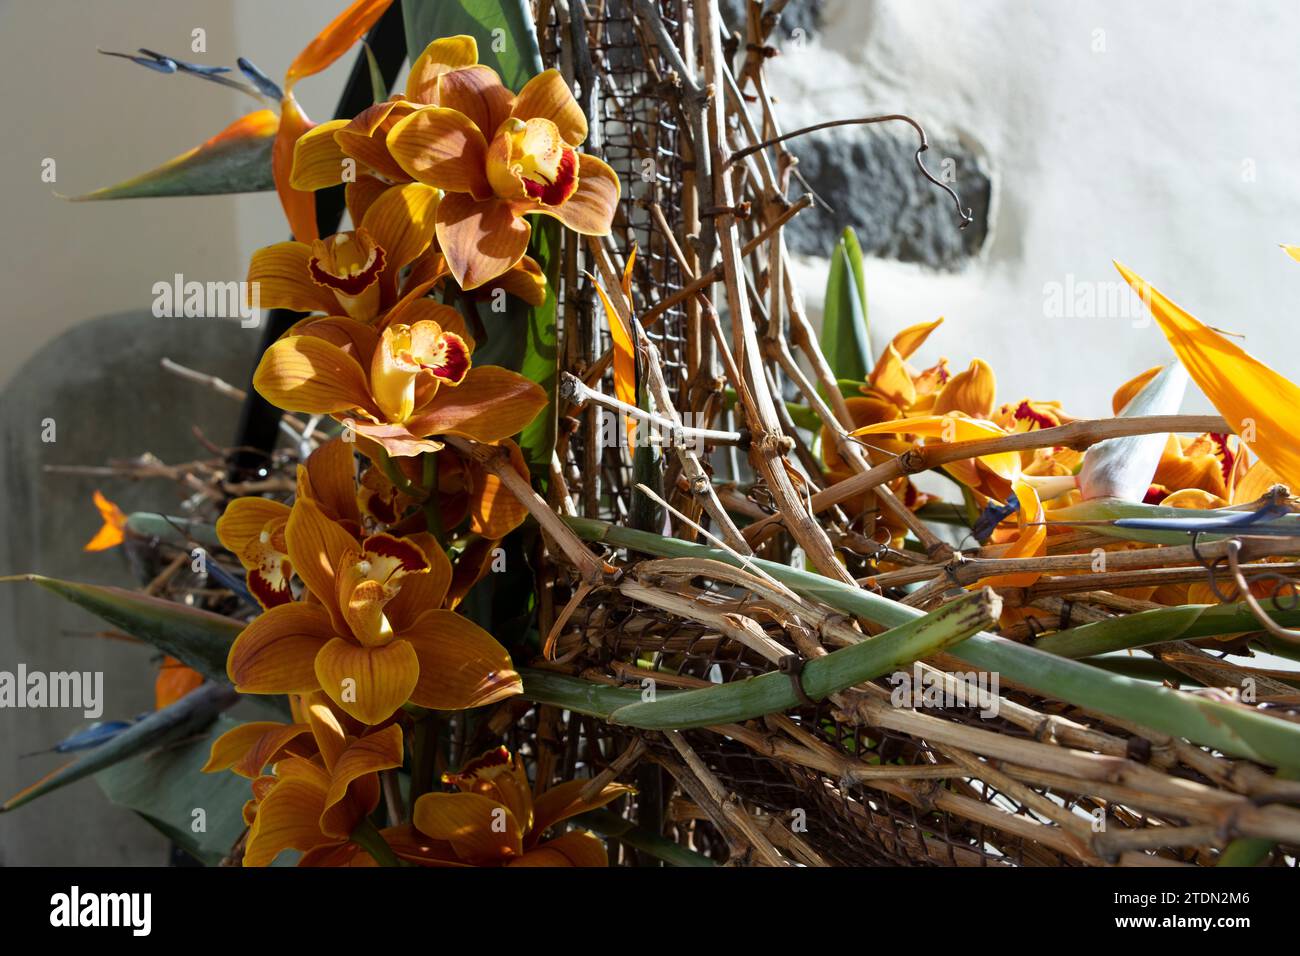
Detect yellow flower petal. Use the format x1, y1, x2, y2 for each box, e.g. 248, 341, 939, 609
227, 603, 333, 694
851, 415, 1021, 481
290, 119, 350, 191
403, 609, 521, 710
247, 242, 341, 316
202, 721, 310, 778
253, 334, 375, 416
413, 792, 522, 864
313, 637, 420, 725
359, 181, 440, 272
509, 830, 608, 867
406, 35, 479, 104
512, 69, 589, 146
434, 193, 532, 290
387, 106, 491, 196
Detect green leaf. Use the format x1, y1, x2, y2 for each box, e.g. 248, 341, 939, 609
1036, 601, 1300, 659
403, 0, 543, 93
516, 218, 562, 471
96, 714, 255, 865
575, 808, 718, 867
125, 512, 222, 551
2, 574, 240, 683
820, 228, 872, 384
64, 110, 277, 201
363, 42, 388, 105
3, 683, 237, 812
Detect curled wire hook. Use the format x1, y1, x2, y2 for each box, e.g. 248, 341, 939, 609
725, 113, 975, 230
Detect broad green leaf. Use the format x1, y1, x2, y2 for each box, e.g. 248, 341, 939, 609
96, 714, 254, 866
2, 574, 240, 683
820, 228, 872, 384
3, 683, 237, 812
403, 0, 543, 93
65, 110, 277, 201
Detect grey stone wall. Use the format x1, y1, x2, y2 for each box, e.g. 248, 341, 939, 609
0, 311, 256, 865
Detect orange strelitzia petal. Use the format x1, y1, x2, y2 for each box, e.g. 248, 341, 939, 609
83, 490, 127, 552
1116, 261, 1300, 491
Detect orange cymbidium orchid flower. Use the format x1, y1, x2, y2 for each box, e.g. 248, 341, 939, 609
248, 182, 439, 323
83, 490, 128, 552
253, 310, 547, 457
205, 693, 403, 866
1146, 432, 1248, 505
381, 44, 619, 290
394, 747, 632, 867
216, 437, 363, 608
292, 35, 619, 291
225, 493, 521, 725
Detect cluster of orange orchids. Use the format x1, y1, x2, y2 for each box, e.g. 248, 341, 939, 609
194, 4, 626, 866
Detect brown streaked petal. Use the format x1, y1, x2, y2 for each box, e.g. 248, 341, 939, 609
242, 758, 332, 867
384, 532, 452, 631
290, 119, 350, 190
406, 35, 479, 104
226, 602, 334, 695
302, 436, 362, 525
402, 609, 521, 711
508, 830, 608, 867
336, 101, 418, 184
313, 637, 420, 725
412, 792, 522, 864
201, 721, 311, 778
434, 193, 531, 291
290, 315, 380, 364
320, 723, 404, 838
285, 496, 361, 631
386, 107, 490, 196
437, 65, 514, 141
483, 256, 547, 307
406, 365, 547, 443
359, 182, 440, 271
253, 335, 375, 417
468, 439, 530, 538
530, 153, 619, 236
511, 69, 589, 146
531, 780, 635, 842
344, 175, 392, 227
347, 420, 445, 458
247, 242, 340, 315
215, 497, 290, 554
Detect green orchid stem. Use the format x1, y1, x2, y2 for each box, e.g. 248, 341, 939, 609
574, 809, 717, 867
374, 447, 428, 503
350, 818, 401, 867
409, 711, 442, 813
421, 451, 444, 546
561, 517, 1300, 769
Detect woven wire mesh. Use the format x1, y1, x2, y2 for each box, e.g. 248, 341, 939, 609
542, 0, 692, 522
